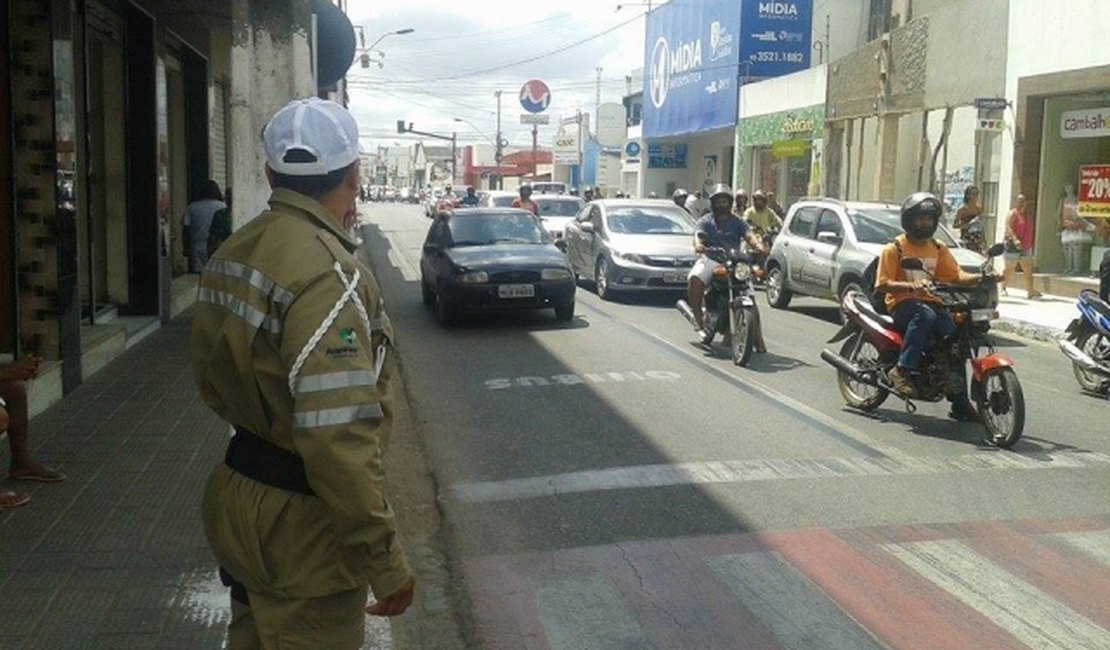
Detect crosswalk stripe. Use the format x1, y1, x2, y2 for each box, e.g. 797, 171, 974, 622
446, 450, 1110, 504
706, 552, 886, 650
532, 574, 651, 650
1055, 530, 1110, 568
885, 539, 1110, 650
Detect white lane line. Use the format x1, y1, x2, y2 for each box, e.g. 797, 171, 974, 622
1054, 530, 1110, 568
885, 539, 1110, 650
379, 229, 421, 282
445, 450, 1110, 504
533, 574, 651, 650
706, 552, 885, 650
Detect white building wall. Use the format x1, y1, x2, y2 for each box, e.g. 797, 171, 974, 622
738, 64, 827, 120
811, 0, 869, 66
997, 0, 1110, 238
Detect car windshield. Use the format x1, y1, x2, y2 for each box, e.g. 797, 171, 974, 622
447, 212, 547, 246
604, 207, 695, 235
536, 198, 584, 216
847, 207, 958, 246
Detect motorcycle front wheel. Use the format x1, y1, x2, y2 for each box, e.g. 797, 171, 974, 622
836, 333, 889, 411
976, 367, 1025, 448
730, 305, 754, 367
1072, 330, 1110, 395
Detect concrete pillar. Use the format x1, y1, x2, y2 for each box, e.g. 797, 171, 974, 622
228, 0, 315, 229
873, 114, 900, 200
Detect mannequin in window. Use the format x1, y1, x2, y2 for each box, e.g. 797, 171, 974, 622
1059, 184, 1094, 276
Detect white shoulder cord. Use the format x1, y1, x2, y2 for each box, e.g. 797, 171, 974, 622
287, 261, 378, 395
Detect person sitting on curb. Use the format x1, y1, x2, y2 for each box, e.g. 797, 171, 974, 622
1, 356, 66, 509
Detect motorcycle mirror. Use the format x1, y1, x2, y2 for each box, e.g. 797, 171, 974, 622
986, 242, 1005, 257
900, 257, 925, 271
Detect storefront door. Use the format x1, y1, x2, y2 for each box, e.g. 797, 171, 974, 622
82, 4, 129, 320
0, 1, 15, 353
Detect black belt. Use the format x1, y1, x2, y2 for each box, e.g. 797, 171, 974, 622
225, 426, 315, 496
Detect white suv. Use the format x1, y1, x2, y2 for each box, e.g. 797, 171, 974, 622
765, 198, 985, 311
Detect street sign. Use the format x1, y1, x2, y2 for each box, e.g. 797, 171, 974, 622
520, 113, 550, 125
976, 118, 1006, 132
974, 97, 1009, 111
519, 79, 551, 114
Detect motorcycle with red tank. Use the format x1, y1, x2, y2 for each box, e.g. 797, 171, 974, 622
820, 243, 1025, 448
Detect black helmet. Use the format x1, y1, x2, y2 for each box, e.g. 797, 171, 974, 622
901, 192, 943, 240
520, 185, 533, 197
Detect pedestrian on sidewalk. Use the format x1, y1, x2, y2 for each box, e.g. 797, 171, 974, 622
182, 179, 227, 273
953, 185, 985, 254
0, 356, 66, 509
192, 97, 414, 649
1002, 194, 1041, 299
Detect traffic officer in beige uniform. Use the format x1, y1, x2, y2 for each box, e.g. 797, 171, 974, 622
191, 97, 414, 649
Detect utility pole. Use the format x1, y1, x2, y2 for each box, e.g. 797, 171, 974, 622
595, 66, 603, 127
495, 90, 503, 190
531, 124, 538, 183
451, 132, 457, 186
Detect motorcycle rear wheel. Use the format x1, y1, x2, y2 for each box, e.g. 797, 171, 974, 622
976, 367, 1025, 448
836, 333, 889, 411
730, 306, 754, 367
1072, 331, 1110, 395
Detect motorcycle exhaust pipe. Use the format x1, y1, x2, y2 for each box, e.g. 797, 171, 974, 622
676, 299, 699, 328
820, 348, 877, 386
1058, 339, 1110, 377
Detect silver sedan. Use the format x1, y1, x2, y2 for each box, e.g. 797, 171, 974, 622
563, 199, 699, 300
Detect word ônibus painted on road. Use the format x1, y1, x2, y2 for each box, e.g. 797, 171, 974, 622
485, 371, 681, 391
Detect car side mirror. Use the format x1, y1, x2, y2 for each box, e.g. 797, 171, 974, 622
986, 242, 1005, 258
900, 257, 925, 271
817, 231, 842, 244
580, 222, 595, 233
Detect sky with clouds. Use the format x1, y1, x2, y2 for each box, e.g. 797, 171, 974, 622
343, 0, 649, 151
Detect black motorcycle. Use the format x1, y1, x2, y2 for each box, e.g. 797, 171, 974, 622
677, 247, 759, 366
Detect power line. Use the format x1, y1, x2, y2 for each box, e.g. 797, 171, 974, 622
362, 13, 644, 84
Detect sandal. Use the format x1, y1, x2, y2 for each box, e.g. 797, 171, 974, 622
8, 464, 66, 483
0, 488, 30, 509
1027, 291, 1043, 299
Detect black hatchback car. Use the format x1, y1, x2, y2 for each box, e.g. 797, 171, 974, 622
420, 208, 577, 325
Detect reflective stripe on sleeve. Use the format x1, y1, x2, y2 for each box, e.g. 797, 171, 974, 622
206, 259, 295, 306
294, 370, 377, 395
294, 404, 384, 429
198, 288, 281, 333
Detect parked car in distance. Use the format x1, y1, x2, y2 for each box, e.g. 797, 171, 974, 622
420, 208, 576, 325
531, 181, 568, 195
765, 197, 988, 311
482, 191, 518, 208
562, 199, 698, 300
534, 195, 586, 251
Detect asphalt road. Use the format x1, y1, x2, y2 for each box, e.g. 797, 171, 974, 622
361, 202, 1110, 650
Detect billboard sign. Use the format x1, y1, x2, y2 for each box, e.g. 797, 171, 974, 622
643, 0, 741, 139
1061, 107, 1110, 140
519, 79, 551, 114
647, 143, 688, 169
553, 132, 580, 166
740, 0, 812, 79
596, 103, 627, 147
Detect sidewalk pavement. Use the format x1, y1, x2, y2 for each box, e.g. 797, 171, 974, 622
994, 287, 1082, 342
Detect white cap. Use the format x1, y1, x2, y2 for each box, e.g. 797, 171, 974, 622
263, 98, 362, 176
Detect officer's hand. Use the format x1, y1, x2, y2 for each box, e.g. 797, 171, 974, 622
367, 576, 415, 617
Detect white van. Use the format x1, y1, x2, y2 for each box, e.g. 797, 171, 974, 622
530, 181, 568, 195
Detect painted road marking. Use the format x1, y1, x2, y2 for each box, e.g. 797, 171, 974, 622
533, 574, 651, 649
484, 370, 681, 390
446, 450, 1110, 504
1056, 530, 1110, 568
707, 552, 886, 650
885, 539, 1110, 650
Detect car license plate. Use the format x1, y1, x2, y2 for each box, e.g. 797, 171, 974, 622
498, 283, 535, 298
663, 272, 686, 284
